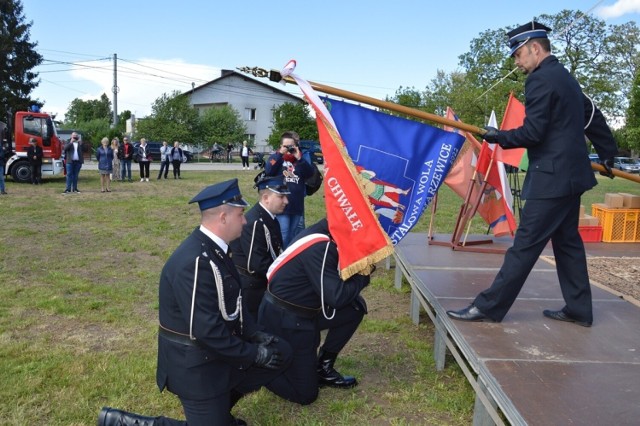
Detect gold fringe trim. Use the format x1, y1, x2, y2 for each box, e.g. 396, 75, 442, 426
318, 115, 395, 280
340, 244, 394, 280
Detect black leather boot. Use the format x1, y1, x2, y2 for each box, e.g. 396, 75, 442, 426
98, 406, 157, 426
317, 349, 358, 388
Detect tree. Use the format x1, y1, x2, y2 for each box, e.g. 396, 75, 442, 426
603, 21, 640, 107
389, 11, 639, 128
0, 0, 43, 120
267, 102, 317, 148
77, 118, 111, 151
115, 110, 132, 134
387, 70, 509, 129
386, 86, 425, 109
65, 94, 112, 125
456, 11, 639, 122
135, 91, 201, 142
200, 105, 247, 148
622, 68, 640, 157
538, 10, 620, 116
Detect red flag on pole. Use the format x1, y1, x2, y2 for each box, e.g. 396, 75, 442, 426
444, 107, 513, 237
476, 111, 517, 235
495, 93, 527, 170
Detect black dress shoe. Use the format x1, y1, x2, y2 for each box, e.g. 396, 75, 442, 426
317, 350, 358, 389
98, 406, 156, 426
543, 309, 592, 327
446, 304, 491, 322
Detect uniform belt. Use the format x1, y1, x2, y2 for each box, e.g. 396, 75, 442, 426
236, 265, 255, 277
158, 325, 199, 347
237, 267, 266, 289
263, 290, 321, 319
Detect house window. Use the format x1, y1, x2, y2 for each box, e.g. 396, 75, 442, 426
245, 108, 257, 121
244, 134, 256, 144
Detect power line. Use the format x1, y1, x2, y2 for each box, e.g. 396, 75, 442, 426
36, 48, 109, 60
35, 52, 397, 115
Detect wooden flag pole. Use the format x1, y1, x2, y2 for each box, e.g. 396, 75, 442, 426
238, 66, 640, 185
238, 66, 486, 136
591, 163, 640, 184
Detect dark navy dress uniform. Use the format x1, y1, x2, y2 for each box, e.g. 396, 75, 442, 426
99, 180, 293, 426
229, 177, 288, 318
258, 219, 369, 405
154, 180, 292, 426
470, 24, 619, 325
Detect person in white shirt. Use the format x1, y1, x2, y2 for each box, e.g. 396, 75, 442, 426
63, 132, 84, 193
240, 140, 253, 170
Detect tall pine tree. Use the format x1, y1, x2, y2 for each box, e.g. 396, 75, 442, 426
0, 0, 43, 121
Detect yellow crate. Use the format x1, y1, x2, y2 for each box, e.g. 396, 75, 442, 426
591, 205, 640, 243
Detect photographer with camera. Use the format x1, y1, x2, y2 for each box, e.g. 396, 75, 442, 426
264, 131, 315, 247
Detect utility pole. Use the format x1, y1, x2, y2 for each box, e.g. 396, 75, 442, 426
112, 53, 119, 127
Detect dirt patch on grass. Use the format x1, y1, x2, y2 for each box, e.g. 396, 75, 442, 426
9, 310, 152, 354
587, 257, 640, 302
541, 255, 640, 303
334, 271, 472, 425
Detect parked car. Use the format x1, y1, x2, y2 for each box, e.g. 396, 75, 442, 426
588, 154, 600, 163
133, 141, 193, 163
613, 156, 640, 174
299, 140, 323, 164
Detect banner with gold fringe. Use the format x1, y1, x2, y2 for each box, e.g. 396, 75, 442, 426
280, 60, 393, 280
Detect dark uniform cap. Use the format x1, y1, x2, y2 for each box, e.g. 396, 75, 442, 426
255, 176, 291, 195
507, 21, 552, 56
189, 178, 249, 211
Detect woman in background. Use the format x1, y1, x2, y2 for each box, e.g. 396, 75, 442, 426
111, 138, 121, 181
138, 138, 151, 182
96, 137, 114, 192
170, 141, 184, 179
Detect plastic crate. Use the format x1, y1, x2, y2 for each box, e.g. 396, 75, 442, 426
578, 226, 603, 243
591, 205, 640, 243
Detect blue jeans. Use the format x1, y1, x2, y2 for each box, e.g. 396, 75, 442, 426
158, 159, 170, 178
65, 161, 82, 191
121, 159, 132, 180
0, 165, 5, 192
277, 214, 305, 248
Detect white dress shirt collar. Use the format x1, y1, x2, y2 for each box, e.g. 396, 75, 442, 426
199, 225, 228, 253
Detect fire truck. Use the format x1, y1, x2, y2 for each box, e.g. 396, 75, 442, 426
1, 107, 64, 183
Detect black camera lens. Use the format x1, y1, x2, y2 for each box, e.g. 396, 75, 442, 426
287, 146, 296, 153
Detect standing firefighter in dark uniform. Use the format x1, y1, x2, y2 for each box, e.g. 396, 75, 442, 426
98, 179, 292, 426
259, 218, 370, 405
230, 176, 289, 319
447, 21, 618, 327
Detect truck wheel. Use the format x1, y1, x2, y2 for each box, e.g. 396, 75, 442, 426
11, 161, 32, 183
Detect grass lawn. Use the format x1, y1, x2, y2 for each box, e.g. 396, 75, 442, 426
0, 169, 636, 425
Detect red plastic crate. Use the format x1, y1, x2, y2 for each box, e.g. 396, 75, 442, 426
578, 226, 603, 243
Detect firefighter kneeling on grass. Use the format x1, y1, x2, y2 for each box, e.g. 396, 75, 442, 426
258, 218, 371, 404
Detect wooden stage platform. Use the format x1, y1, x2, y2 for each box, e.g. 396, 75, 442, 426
393, 233, 640, 426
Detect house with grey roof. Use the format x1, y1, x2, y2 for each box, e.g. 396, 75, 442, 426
187, 70, 303, 153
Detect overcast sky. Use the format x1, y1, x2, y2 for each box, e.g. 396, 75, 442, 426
21, 0, 640, 121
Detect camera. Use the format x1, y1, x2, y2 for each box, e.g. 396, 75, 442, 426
286, 145, 297, 154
